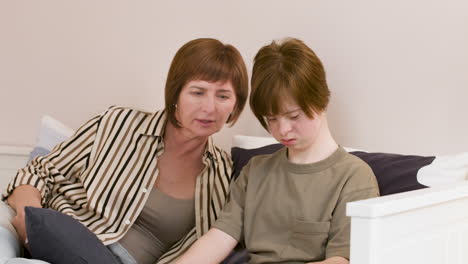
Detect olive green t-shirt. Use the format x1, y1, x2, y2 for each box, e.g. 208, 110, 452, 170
213, 147, 379, 263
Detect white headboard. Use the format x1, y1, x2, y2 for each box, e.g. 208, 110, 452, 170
0, 146, 31, 193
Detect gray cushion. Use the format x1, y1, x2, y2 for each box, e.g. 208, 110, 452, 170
25, 207, 117, 264
27, 147, 51, 163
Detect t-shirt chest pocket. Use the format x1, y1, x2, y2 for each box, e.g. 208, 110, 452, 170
281, 220, 330, 261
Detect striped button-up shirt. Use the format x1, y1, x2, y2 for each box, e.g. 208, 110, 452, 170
3, 106, 234, 263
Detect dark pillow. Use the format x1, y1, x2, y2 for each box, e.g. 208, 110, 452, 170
350, 151, 433, 195
25, 206, 118, 264
231, 144, 283, 180
231, 144, 434, 196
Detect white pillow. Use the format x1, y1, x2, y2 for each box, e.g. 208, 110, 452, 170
36, 115, 74, 151
28, 115, 75, 162
232, 135, 278, 149
417, 152, 468, 186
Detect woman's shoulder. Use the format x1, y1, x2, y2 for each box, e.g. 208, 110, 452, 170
94, 106, 166, 136
101, 105, 157, 118
98, 106, 165, 126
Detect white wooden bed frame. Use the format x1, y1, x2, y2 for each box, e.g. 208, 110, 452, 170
1, 145, 468, 263
347, 182, 468, 264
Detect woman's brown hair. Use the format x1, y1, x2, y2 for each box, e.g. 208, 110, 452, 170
165, 38, 248, 127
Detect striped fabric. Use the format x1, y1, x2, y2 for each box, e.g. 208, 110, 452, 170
2, 106, 233, 264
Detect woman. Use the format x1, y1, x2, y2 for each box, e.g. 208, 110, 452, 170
174, 38, 379, 264
2, 38, 248, 264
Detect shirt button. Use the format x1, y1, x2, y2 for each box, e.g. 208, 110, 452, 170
142, 188, 148, 193
125, 220, 131, 225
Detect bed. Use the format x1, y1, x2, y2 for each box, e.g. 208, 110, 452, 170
230, 135, 468, 264
1, 126, 468, 263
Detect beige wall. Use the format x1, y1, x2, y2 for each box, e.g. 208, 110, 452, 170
1, 0, 467, 155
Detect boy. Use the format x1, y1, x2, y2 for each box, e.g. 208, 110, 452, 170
175, 38, 380, 264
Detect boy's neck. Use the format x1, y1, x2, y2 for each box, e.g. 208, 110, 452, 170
287, 116, 338, 164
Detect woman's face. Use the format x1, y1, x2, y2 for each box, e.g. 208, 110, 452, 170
175, 79, 236, 138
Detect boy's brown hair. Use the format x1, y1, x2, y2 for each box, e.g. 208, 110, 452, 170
250, 38, 330, 130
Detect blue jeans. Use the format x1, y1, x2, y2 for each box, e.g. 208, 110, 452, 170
107, 243, 137, 264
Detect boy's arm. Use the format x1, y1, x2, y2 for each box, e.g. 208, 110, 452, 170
174, 228, 237, 264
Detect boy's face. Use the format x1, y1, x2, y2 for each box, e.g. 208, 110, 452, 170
265, 100, 322, 155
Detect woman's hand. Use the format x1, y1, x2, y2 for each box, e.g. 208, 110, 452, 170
7, 185, 43, 245
11, 206, 29, 244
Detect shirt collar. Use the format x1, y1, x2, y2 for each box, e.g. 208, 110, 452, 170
203, 137, 218, 162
